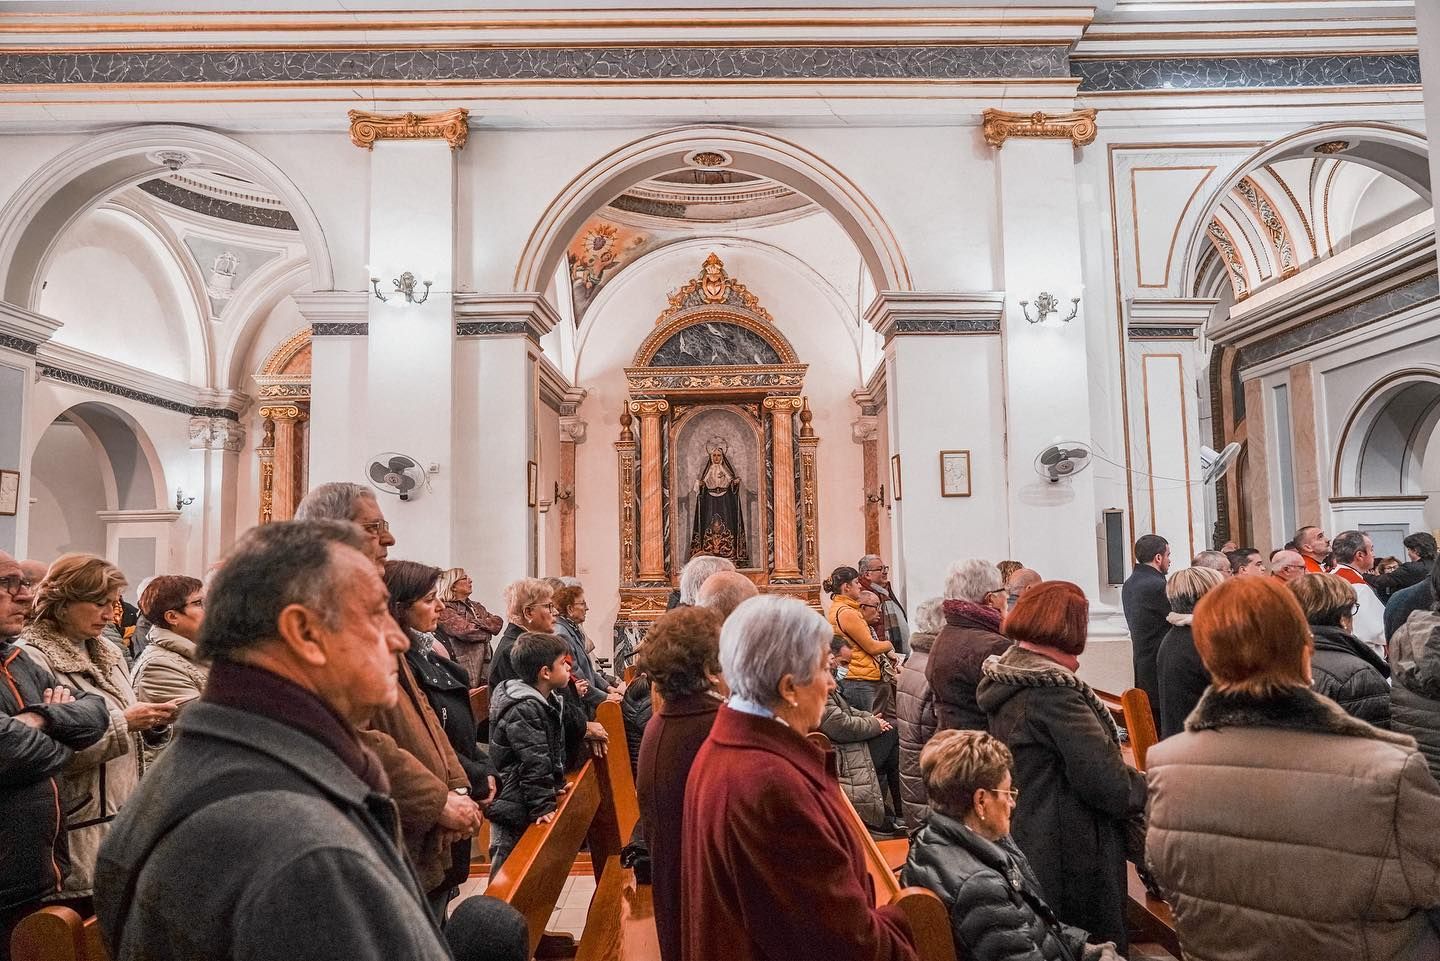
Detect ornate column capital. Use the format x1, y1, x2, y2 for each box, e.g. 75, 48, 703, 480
982, 108, 1098, 148
188, 416, 245, 453
560, 416, 588, 443
628, 399, 670, 417
349, 108, 469, 150
851, 415, 880, 444
865, 291, 1005, 341
1126, 297, 1219, 342
762, 395, 804, 413
258, 404, 307, 422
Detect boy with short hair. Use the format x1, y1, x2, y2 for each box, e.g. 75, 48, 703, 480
487, 631, 572, 875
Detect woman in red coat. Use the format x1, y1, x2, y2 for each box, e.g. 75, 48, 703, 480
681, 595, 918, 961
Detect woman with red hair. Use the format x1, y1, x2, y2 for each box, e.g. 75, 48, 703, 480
976, 581, 1146, 952
1147, 576, 1440, 961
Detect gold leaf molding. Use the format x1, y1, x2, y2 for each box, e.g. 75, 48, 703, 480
348, 108, 469, 150
981, 108, 1098, 148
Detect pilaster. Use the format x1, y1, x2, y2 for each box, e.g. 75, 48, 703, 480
851, 389, 882, 558
295, 291, 368, 487
631, 399, 670, 582
765, 395, 803, 579
557, 387, 587, 577
0, 301, 60, 556
188, 413, 245, 566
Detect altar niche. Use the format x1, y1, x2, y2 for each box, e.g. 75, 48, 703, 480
614, 254, 822, 644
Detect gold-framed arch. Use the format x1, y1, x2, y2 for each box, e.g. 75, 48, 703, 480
252, 325, 311, 524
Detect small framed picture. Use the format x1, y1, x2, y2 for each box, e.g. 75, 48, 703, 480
890, 454, 902, 502
0, 470, 16, 516
940, 450, 972, 497
527, 461, 538, 508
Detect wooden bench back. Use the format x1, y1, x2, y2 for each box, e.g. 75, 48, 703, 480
1119, 688, 1158, 771
10, 907, 108, 961
468, 685, 490, 724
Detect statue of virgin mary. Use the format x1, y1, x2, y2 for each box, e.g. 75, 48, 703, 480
689, 438, 750, 567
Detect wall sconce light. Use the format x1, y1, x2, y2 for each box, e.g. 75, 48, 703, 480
371, 271, 432, 305
1019, 292, 1080, 325
175, 488, 196, 510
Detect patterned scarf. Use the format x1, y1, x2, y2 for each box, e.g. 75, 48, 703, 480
943, 598, 1003, 634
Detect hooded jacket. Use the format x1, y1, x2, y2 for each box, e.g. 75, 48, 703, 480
818, 687, 887, 829
1389, 609, 1440, 781
1309, 623, 1391, 728
976, 646, 1147, 951
895, 631, 938, 828
1147, 684, 1440, 961
0, 639, 111, 911
130, 626, 209, 765
487, 678, 567, 829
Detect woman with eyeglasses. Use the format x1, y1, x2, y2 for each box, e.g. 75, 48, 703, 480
435, 567, 503, 687
823, 565, 894, 713
903, 730, 1123, 961
18, 554, 179, 905
976, 581, 1146, 953
928, 559, 1010, 732
1288, 573, 1391, 728
131, 575, 209, 764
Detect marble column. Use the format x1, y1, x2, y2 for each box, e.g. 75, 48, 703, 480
558, 388, 587, 577
992, 109, 1102, 592
0, 301, 62, 556
1243, 377, 1274, 547
766, 395, 803, 579
1287, 361, 1322, 530
259, 405, 307, 522
187, 411, 245, 568
632, 399, 669, 582
850, 392, 882, 557
1124, 298, 1216, 558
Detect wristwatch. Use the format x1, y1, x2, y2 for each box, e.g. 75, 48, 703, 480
452, 787, 469, 796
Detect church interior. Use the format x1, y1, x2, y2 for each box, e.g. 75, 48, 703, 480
4, 2, 1440, 960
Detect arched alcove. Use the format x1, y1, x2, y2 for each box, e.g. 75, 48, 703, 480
1335, 371, 1440, 499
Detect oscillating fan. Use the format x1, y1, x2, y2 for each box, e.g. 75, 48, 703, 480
1034, 442, 1093, 484
1200, 443, 1241, 485
366, 452, 425, 502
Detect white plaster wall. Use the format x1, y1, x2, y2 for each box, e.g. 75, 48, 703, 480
28, 419, 107, 561
37, 208, 198, 381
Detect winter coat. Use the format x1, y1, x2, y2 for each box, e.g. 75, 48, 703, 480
94, 699, 448, 961
681, 706, 918, 961
487, 679, 567, 829
1389, 609, 1440, 781
819, 687, 887, 829
1146, 684, 1440, 961
0, 640, 111, 911
18, 620, 149, 899
1388, 581, 1435, 641
1120, 564, 1170, 717
976, 646, 1147, 951
928, 603, 1009, 732
1309, 624, 1391, 728
895, 632, 938, 828
1155, 615, 1210, 740
1367, 558, 1433, 603
436, 598, 501, 687
902, 811, 1095, 961
621, 676, 652, 773
129, 626, 209, 765
636, 690, 722, 961
556, 616, 611, 712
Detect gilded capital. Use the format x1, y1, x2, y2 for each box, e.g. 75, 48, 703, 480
628, 399, 670, 417
348, 108, 469, 150
259, 405, 306, 422
982, 108, 1098, 149
763, 395, 804, 413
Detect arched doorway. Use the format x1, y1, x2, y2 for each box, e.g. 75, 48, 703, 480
1333, 371, 1440, 547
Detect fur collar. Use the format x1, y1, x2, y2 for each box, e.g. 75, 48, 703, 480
1166, 612, 1193, 627
981, 645, 1121, 743
1186, 684, 1416, 749
21, 618, 127, 704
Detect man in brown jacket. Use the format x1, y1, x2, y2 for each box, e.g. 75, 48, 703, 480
296, 482, 480, 917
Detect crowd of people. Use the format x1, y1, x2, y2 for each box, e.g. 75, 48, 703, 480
5, 487, 1440, 961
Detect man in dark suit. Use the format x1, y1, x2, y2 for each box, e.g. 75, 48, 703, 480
1121, 534, 1171, 720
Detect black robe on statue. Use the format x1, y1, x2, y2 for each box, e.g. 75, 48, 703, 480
689, 452, 749, 567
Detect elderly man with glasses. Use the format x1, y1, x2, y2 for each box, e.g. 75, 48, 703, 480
0, 551, 111, 957
859, 554, 911, 656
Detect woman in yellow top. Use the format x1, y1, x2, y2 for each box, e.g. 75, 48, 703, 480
825, 565, 895, 713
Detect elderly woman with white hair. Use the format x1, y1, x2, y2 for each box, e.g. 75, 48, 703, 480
682, 595, 918, 961
927, 559, 1009, 732
1155, 566, 1226, 738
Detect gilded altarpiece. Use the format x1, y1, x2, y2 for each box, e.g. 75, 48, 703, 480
253, 328, 312, 524
614, 254, 821, 651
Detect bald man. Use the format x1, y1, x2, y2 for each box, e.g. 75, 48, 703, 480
1004, 568, 1042, 611
1270, 550, 1306, 584
696, 570, 758, 622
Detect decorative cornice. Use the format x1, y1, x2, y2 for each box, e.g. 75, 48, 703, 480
291, 290, 370, 326
34, 342, 247, 420
348, 108, 469, 150
453, 292, 560, 341
624, 364, 807, 396
311, 322, 369, 336
1126, 297, 1217, 341
1072, 53, 1420, 93
188, 415, 245, 452
865, 291, 1006, 340
982, 108, 1097, 148
0, 301, 62, 347
252, 374, 312, 401
95, 509, 182, 524
0, 333, 38, 355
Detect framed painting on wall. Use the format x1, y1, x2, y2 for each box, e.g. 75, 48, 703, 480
527, 461, 538, 508
0, 470, 17, 516
940, 450, 972, 497
890, 454, 902, 502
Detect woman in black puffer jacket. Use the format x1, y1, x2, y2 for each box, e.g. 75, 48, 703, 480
1288, 573, 1391, 728
902, 730, 1120, 961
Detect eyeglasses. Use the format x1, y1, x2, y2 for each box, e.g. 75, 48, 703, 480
859, 603, 880, 610
528, 602, 558, 613
0, 576, 34, 598
173, 598, 204, 613
869, 565, 889, 573
1348, 602, 1362, 616
361, 519, 391, 536
988, 787, 1020, 802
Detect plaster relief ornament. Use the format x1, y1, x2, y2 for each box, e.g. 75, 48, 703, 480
207, 250, 240, 300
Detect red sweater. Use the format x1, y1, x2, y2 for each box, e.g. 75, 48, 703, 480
680, 707, 917, 961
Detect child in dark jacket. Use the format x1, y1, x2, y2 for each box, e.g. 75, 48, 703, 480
487, 631, 572, 875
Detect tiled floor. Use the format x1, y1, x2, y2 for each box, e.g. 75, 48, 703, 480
451, 873, 598, 938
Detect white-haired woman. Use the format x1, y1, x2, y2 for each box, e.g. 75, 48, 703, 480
681, 595, 918, 961
897, 597, 944, 827
435, 567, 503, 686
487, 578, 557, 688
1155, 566, 1225, 738
927, 559, 1008, 732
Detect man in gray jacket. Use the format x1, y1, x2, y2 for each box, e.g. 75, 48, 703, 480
94, 521, 523, 961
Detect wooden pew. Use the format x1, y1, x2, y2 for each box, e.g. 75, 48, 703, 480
10, 907, 107, 961
1119, 688, 1158, 772
574, 857, 660, 961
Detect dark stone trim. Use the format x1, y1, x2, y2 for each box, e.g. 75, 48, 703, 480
890, 318, 1002, 335
37, 365, 240, 420
0, 333, 40, 354
1240, 272, 1439, 371
311, 322, 369, 336
456, 321, 532, 337
0, 45, 1069, 85
138, 179, 299, 231
1128, 326, 1200, 340
1073, 54, 1420, 92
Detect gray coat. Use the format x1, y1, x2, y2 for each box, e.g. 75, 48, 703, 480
818, 687, 886, 828
94, 701, 449, 961
1389, 609, 1440, 782
895, 633, 938, 828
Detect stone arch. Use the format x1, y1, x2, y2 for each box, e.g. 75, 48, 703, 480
1181, 122, 1430, 297
220, 257, 313, 389
1333, 369, 1440, 499
0, 125, 334, 312
514, 125, 912, 299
